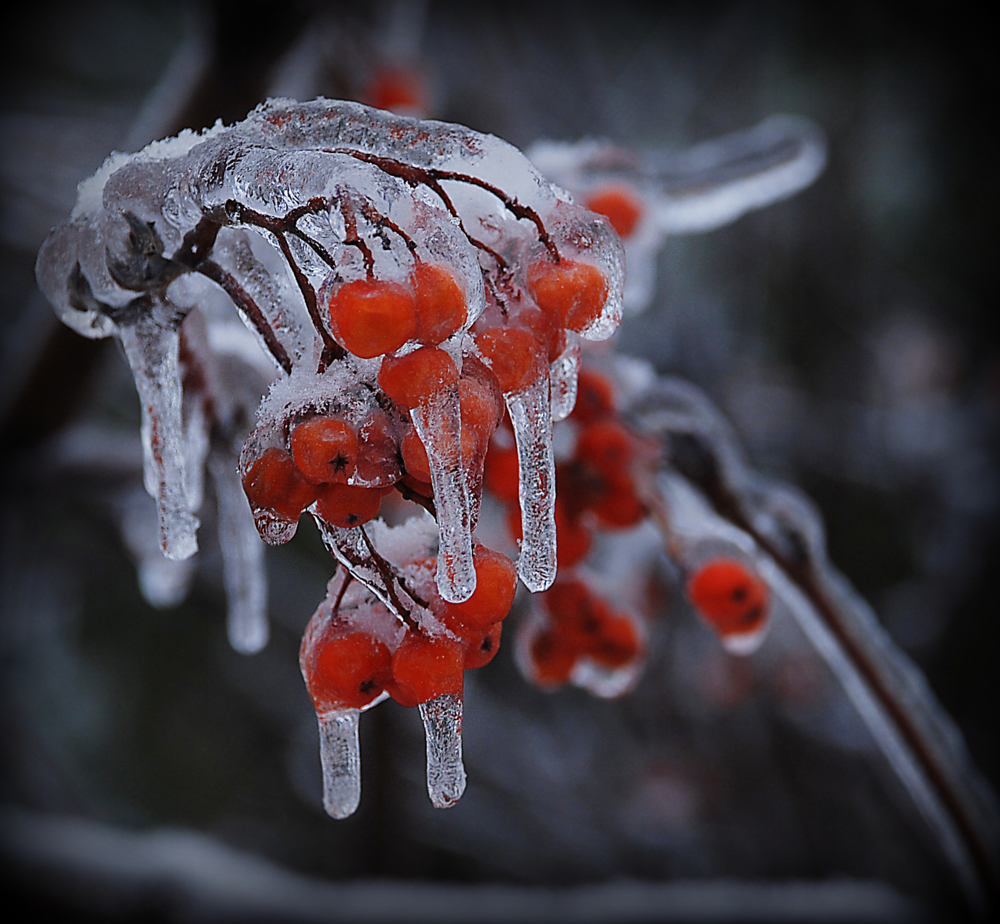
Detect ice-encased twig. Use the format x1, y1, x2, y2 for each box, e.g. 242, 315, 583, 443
506, 375, 557, 592
411, 390, 475, 603
118, 318, 199, 560
629, 374, 1000, 911
317, 709, 362, 819
209, 449, 268, 654
419, 692, 466, 809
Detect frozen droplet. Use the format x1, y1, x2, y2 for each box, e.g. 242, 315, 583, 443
118, 319, 199, 560
419, 692, 466, 809
210, 450, 269, 654
317, 709, 362, 819
411, 390, 476, 603
506, 375, 557, 592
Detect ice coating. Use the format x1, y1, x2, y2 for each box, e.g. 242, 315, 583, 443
410, 391, 476, 603
209, 450, 269, 654
527, 115, 825, 314
317, 709, 362, 819
506, 376, 557, 592
419, 692, 467, 809
119, 321, 199, 560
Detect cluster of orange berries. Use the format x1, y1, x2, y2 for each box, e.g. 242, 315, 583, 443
482, 366, 654, 689
301, 544, 517, 712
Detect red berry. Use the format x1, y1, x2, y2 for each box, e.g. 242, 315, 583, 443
529, 630, 577, 686
354, 410, 402, 487
483, 439, 520, 506
576, 419, 636, 474
572, 368, 616, 422
315, 482, 384, 528
389, 632, 464, 705
587, 612, 640, 669
412, 262, 467, 344
686, 559, 770, 636
378, 347, 459, 408
458, 621, 503, 670
473, 326, 546, 393
290, 417, 358, 485
458, 357, 504, 442
584, 186, 644, 238
400, 428, 432, 482
589, 469, 646, 529
364, 66, 427, 116
328, 278, 417, 358
305, 631, 391, 711
510, 302, 567, 363
242, 446, 317, 521
445, 546, 517, 630
526, 259, 608, 333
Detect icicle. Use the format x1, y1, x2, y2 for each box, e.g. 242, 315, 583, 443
411, 388, 476, 603
419, 692, 466, 809
118, 319, 199, 560
210, 450, 269, 654
506, 375, 557, 592
317, 709, 362, 819
549, 339, 581, 422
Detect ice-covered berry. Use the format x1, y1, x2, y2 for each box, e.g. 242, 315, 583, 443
389, 632, 465, 706
526, 259, 608, 333
473, 326, 546, 393
305, 631, 392, 711
444, 545, 517, 630
378, 347, 459, 408
328, 278, 417, 358
291, 417, 358, 485
315, 482, 385, 528
242, 446, 318, 522
412, 262, 467, 345
686, 558, 770, 636
529, 630, 577, 686
584, 186, 644, 238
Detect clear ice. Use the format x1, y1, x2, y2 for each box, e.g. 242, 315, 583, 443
419, 692, 467, 809
506, 376, 557, 592
410, 390, 476, 603
317, 709, 362, 820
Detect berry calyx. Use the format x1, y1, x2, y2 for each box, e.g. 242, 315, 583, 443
290, 417, 358, 485
412, 262, 467, 344
390, 632, 464, 705
457, 621, 503, 670
526, 259, 608, 333
378, 347, 459, 408
242, 446, 318, 521
584, 186, 644, 238
306, 631, 392, 711
328, 278, 417, 358
315, 482, 384, 528
686, 558, 769, 636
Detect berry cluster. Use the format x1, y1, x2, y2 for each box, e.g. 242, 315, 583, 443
482, 366, 654, 693
301, 543, 517, 712
521, 576, 644, 690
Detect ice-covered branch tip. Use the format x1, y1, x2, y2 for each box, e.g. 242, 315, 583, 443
36, 97, 624, 593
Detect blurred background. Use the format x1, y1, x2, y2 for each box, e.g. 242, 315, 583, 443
1, 2, 997, 921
